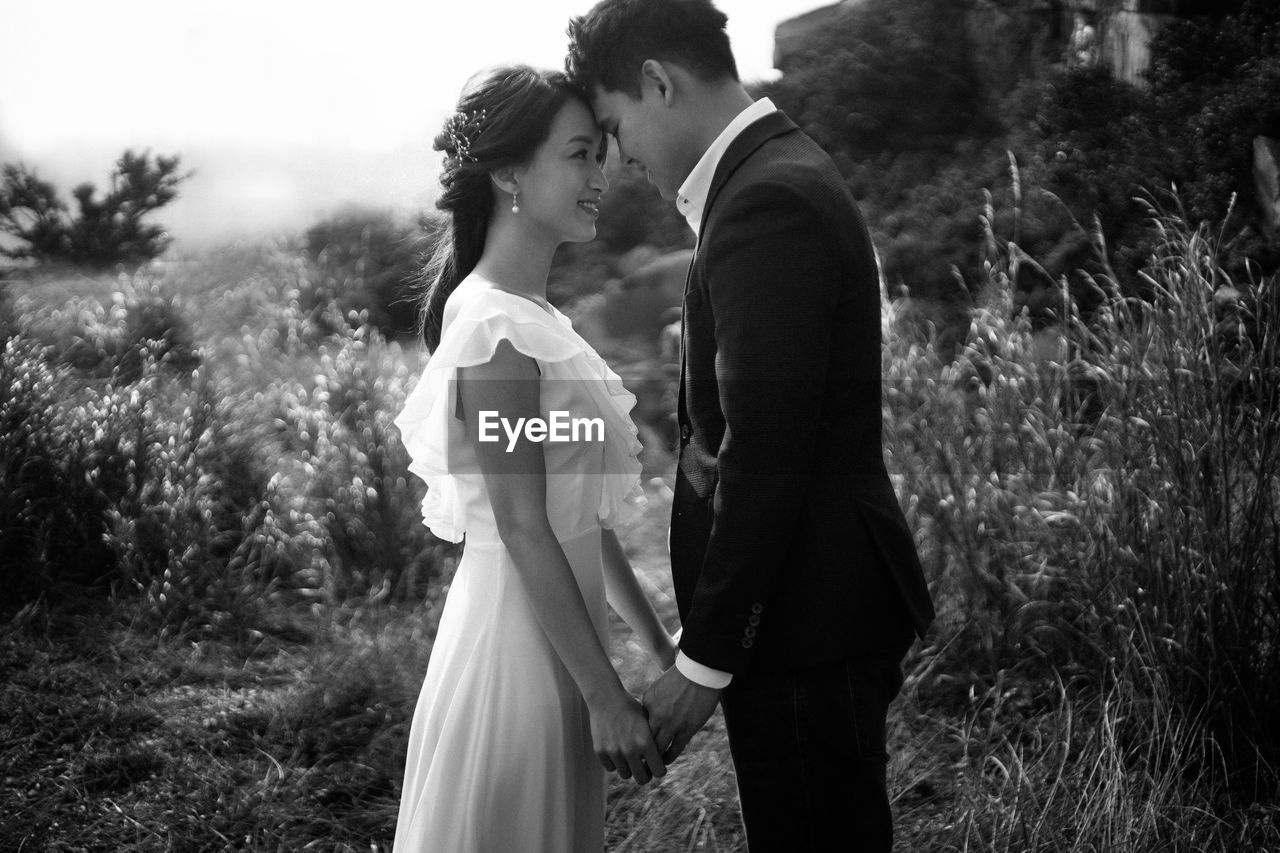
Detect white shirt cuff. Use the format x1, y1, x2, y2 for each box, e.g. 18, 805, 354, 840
675, 650, 733, 689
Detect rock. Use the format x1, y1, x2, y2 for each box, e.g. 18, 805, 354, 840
1253, 136, 1280, 234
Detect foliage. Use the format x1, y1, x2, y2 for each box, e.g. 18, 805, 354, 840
1005, 1, 1280, 285
1004, 66, 1151, 261
0, 335, 285, 633
592, 166, 691, 256
304, 208, 427, 341
884, 201, 1280, 792
1144, 0, 1280, 226
764, 0, 1280, 306
763, 0, 994, 168
0, 150, 187, 268
3, 209, 1279, 847
259, 322, 446, 602
0, 165, 65, 262
17, 274, 200, 381
760, 0, 1010, 304
295, 192, 682, 342
0, 278, 14, 343
541, 165, 693, 309
0, 338, 120, 600
0, 250, 450, 635
549, 237, 618, 307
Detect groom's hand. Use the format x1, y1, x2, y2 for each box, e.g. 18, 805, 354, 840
642, 666, 721, 765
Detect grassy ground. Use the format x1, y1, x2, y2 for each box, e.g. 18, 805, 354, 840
5, 490, 1277, 852
0, 490, 747, 852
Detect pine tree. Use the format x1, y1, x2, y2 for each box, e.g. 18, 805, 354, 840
0, 149, 187, 268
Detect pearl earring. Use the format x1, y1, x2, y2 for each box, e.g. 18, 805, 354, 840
511, 188, 520, 215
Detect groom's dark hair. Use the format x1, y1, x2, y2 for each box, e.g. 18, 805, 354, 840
566, 0, 738, 98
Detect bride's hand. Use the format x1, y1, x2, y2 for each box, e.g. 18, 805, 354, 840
586, 689, 667, 784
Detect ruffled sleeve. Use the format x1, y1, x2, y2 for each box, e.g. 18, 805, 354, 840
566, 317, 648, 531
393, 282, 645, 542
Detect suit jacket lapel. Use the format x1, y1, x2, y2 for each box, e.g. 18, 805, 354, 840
695, 110, 799, 239
677, 110, 799, 440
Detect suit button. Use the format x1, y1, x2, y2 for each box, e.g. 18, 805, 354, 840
680, 424, 691, 442
751, 603, 764, 615
748, 615, 760, 627
744, 626, 757, 638
741, 637, 754, 649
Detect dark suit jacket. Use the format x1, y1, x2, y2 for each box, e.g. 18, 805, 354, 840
671, 110, 935, 675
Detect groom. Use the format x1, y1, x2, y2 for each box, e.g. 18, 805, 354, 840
568, 0, 935, 849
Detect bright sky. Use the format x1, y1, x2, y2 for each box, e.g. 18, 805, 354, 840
0, 0, 827, 246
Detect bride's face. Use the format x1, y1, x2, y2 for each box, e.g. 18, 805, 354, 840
513, 99, 609, 244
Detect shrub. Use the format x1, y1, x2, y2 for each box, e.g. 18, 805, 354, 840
1144, 0, 1280, 229
764, 0, 1280, 308
304, 209, 427, 341
592, 168, 692, 256
263, 323, 447, 604
764, 0, 993, 166
75, 279, 199, 381
12, 272, 201, 381
1007, 2, 1280, 284
0, 331, 292, 638
103, 365, 304, 639
886, 203, 1280, 792
0, 338, 120, 600
184, 241, 450, 605
0, 254, 452, 632
0, 278, 14, 344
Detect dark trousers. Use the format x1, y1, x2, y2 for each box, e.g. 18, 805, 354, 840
719, 650, 906, 852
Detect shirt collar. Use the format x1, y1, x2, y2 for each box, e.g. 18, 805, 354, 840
676, 97, 776, 236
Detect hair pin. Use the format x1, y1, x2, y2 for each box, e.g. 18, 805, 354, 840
445, 108, 487, 164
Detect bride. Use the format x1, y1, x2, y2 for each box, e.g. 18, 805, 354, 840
391, 65, 676, 852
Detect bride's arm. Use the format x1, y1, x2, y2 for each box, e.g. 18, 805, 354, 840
457, 339, 665, 784
601, 528, 678, 670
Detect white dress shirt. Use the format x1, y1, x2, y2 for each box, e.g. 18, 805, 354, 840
675, 97, 777, 237
672, 97, 778, 691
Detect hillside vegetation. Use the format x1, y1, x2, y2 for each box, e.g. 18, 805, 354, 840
3, 1, 1279, 849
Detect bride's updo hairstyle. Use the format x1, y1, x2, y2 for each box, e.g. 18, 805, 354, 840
418, 65, 585, 351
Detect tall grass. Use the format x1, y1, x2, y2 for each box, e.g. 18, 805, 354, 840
885, 192, 1280, 821
890, 675, 1223, 852
1, 199, 1277, 850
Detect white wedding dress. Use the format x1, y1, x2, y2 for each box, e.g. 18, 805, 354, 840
391, 273, 645, 852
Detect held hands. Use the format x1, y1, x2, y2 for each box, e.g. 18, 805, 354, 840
587, 689, 667, 785
642, 666, 721, 766
587, 659, 718, 784
585, 634, 705, 784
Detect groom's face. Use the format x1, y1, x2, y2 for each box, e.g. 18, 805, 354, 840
590, 83, 687, 202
